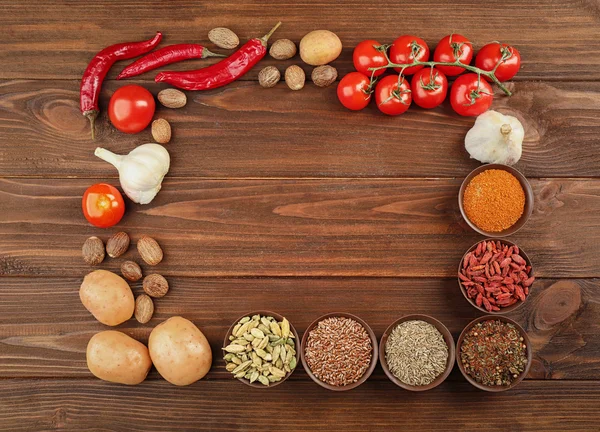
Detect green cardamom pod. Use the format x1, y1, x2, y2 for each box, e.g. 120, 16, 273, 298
270, 321, 282, 337
289, 356, 297, 370
225, 363, 237, 372
258, 375, 270, 386
239, 316, 251, 324
232, 360, 253, 375
235, 321, 251, 337
272, 345, 281, 363
250, 328, 265, 339
223, 344, 246, 353
250, 371, 259, 383
281, 318, 290, 338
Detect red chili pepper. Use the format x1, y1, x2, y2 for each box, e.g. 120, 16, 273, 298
80, 32, 162, 139
155, 22, 281, 90
117, 44, 225, 80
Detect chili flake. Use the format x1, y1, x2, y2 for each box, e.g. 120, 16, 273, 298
460, 319, 528, 386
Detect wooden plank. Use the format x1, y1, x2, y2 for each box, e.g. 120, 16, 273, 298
0, 177, 598, 278
1, 79, 600, 178
0, 277, 596, 379
0, 379, 599, 431
2, 1, 600, 81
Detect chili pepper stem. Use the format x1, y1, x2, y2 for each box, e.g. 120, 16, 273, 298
259, 21, 282, 46
201, 48, 227, 58
84, 110, 98, 140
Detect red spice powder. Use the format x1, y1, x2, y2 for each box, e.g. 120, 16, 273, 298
463, 169, 525, 232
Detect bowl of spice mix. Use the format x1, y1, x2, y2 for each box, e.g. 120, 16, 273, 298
380, 315, 455, 391
223, 311, 299, 388
301, 313, 378, 391
457, 315, 532, 392
459, 238, 535, 314
459, 164, 534, 237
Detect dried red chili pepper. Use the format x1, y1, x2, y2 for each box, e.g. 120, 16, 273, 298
117, 44, 225, 80
80, 32, 162, 139
155, 22, 281, 90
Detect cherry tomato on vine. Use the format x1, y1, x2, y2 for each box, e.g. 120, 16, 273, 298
433, 34, 473, 76
450, 73, 493, 116
389, 35, 430, 75
475, 43, 521, 82
410, 67, 448, 109
82, 183, 125, 228
375, 75, 412, 116
108, 85, 155, 134
353, 39, 387, 77
337, 72, 372, 111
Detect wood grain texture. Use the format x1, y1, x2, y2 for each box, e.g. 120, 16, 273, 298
1, 79, 600, 178
0, 177, 597, 277
1, 379, 599, 432
2, 0, 600, 81
0, 277, 596, 379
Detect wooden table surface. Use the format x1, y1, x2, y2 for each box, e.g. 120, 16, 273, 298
1, 1, 600, 430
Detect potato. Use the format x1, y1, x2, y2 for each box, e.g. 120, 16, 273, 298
148, 316, 212, 386
86, 330, 152, 385
80, 270, 134, 326
299, 30, 342, 66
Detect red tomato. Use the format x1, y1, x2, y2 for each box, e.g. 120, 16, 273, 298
450, 73, 493, 116
353, 39, 387, 77
337, 72, 372, 111
82, 183, 125, 228
375, 75, 412, 116
475, 43, 521, 82
108, 85, 155, 134
410, 67, 448, 109
389, 35, 429, 75
433, 34, 473, 76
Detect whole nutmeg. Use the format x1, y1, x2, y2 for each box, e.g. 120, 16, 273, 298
106, 232, 130, 258
82, 236, 105, 266
258, 66, 281, 88
137, 236, 163, 266
269, 39, 297, 60
311, 65, 338, 87
135, 294, 154, 324
152, 119, 171, 144
285, 65, 305, 91
143, 274, 169, 298
121, 260, 143, 282
158, 89, 187, 109
208, 27, 239, 49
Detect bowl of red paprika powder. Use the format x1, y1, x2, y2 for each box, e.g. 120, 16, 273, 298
459, 164, 534, 237
457, 315, 532, 392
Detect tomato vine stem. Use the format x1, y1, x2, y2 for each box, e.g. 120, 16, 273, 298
369, 59, 512, 97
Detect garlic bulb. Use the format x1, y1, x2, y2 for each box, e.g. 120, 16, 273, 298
94, 144, 170, 205
465, 110, 524, 165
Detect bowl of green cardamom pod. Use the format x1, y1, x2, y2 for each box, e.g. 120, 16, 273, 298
223, 311, 300, 388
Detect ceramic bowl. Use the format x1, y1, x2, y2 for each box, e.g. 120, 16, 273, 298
379, 314, 455, 391
458, 164, 534, 237
301, 312, 378, 391
223, 310, 300, 388
458, 238, 534, 314
456, 315, 532, 392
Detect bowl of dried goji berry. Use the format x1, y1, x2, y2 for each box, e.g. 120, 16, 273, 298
458, 238, 535, 314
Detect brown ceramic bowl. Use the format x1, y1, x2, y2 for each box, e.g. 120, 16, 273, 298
379, 314, 455, 391
458, 238, 534, 315
457, 315, 532, 392
459, 164, 534, 237
301, 312, 378, 391
223, 310, 300, 389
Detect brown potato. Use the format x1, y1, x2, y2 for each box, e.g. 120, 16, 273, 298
299, 30, 342, 66
79, 270, 134, 326
86, 330, 152, 385
148, 316, 212, 386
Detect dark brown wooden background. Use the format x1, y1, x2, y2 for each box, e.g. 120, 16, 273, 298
1, 1, 599, 431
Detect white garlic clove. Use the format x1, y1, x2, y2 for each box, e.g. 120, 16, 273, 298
465, 110, 524, 166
